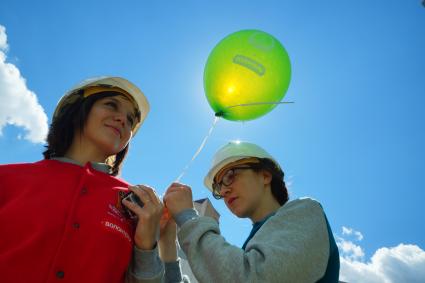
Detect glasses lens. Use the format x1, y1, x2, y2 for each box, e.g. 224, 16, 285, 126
212, 191, 222, 200
212, 183, 222, 199
222, 169, 235, 186
212, 182, 219, 192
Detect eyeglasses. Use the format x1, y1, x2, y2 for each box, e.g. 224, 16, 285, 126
212, 164, 260, 200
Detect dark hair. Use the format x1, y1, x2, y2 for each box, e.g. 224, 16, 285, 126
43, 91, 138, 176
253, 158, 289, 206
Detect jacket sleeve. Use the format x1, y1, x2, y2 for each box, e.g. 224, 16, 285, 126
177, 198, 331, 283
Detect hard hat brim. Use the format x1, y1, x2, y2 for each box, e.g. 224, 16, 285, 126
204, 141, 278, 192
204, 156, 253, 192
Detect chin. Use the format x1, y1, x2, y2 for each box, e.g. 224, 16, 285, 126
230, 208, 246, 219
100, 142, 126, 155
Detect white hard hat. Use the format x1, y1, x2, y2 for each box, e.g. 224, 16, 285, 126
53, 76, 149, 135
204, 141, 279, 191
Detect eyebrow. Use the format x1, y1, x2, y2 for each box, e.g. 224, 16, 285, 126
107, 97, 137, 121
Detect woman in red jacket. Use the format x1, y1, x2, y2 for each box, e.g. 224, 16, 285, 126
0, 77, 180, 283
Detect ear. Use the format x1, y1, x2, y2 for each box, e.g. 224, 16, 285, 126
262, 170, 272, 186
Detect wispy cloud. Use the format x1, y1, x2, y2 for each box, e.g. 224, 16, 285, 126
342, 226, 364, 241
337, 227, 425, 283
0, 24, 48, 144
0, 26, 8, 50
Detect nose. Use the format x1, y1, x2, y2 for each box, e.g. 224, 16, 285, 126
220, 185, 232, 197
113, 112, 126, 128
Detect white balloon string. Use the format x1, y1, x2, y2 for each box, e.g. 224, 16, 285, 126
174, 100, 292, 182
175, 116, 220, 182
225, 101, 293, 110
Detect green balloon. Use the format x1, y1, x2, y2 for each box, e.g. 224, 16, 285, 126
204, 29, 291, 121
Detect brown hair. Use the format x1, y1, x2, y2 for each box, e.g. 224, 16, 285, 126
254, 158, 289, 206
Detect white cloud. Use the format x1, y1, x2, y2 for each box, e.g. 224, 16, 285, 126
338, 237, 365, 261
0, 25, 48, 144
337, 227, 425, 283
0, 25, 8, 51
342, 225, 364, 241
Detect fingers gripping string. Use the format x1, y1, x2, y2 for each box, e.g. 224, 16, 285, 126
175, 116, 220, 182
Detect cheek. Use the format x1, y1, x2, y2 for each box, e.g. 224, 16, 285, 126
84, 109, 105, 131
243, 178, 263, 198
81, 118, 98, 138
122, 131, 131, 142
117, 130, 132, 149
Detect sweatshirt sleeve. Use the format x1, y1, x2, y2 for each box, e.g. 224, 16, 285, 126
164, 260, 191, 283
125, 245, 164, 283
125, 244, 189, 283
177, 198, 331, 283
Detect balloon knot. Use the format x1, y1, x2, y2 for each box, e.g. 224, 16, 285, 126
215, 111, 225, 117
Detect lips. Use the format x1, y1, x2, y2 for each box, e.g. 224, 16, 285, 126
106, 125, 121, 137
227, 197, 237, 206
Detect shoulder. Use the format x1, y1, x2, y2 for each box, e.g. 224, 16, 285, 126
277, 197, 324, 215
0, 159, 62, 174
268, 197, 328, 230
248, 197, 331, 254
290, 197, 322, 206
0, 160, 39, 171
258, 198, 330, 246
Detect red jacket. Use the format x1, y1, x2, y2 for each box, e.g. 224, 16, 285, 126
0, 159, 135, 283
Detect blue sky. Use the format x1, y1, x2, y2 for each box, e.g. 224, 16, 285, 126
1, 1, 424, 281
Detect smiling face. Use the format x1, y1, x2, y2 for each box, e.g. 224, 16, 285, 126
70, 94, 137, 163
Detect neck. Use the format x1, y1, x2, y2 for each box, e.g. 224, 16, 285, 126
65, 137, 108, 165
250, 189, 281, 223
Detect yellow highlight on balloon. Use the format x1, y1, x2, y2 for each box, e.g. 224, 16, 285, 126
227, 85, 235, 94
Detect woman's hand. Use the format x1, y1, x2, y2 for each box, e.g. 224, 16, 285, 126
163, 182, 194, 217
122, 185, 163, 250
158, 212, 178, 262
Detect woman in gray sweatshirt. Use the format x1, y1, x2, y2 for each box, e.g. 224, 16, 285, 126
163, 141, 340, 282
